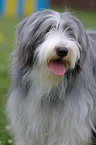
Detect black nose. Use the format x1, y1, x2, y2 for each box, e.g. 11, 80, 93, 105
56, 47, 68, 57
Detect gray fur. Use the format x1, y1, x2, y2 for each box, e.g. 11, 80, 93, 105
7, 9, 96, 145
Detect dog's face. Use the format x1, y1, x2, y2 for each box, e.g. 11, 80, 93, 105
16, 10, 89, 89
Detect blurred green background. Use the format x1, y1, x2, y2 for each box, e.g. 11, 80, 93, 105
0, 3, 96, 145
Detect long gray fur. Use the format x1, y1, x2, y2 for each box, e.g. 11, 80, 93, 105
7, 9, 96, 145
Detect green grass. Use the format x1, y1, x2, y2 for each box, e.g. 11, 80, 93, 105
0, 9, 96, 145
0, 18, 21, 145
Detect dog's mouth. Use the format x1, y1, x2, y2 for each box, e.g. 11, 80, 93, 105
48, 58, 67, 76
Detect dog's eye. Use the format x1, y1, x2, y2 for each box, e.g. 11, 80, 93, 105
46, 25, 52, 33
46, 25, 56, 33
67, 28, 75, 37
67, 30, 75, 38
63, 25, 76, 38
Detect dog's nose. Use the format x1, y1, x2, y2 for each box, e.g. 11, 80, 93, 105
56, 47, 68, 57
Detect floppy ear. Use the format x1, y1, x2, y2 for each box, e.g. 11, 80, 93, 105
15, 17, 35, 68
75, 18, 90, 68
75, 32, 89, 73
70, 16, 90, 72
78, 25, 89, 68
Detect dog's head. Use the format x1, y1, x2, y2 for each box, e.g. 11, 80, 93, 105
16, 10, 89, 89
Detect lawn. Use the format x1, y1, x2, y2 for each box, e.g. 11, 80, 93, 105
0, 18, 21, 145
0, 8, 96, 145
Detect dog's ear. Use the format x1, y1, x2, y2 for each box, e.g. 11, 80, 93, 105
74, 17, 90, 68
78, 24, 89, 68
15, 17, 33, 68
68, 15, 90, 71
15, 16, 39, 68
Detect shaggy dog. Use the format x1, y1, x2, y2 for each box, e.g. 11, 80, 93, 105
7, 9, 96, 145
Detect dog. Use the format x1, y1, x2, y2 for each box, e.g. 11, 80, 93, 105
7, 9, 96, 145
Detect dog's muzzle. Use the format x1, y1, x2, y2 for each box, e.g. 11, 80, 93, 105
48, 47, 69, 76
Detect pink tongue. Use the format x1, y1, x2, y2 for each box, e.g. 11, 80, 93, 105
49, 61, 66, 76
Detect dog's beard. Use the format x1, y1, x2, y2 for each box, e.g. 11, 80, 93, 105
30, 67, 68, 106
41, 77, 68, 106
